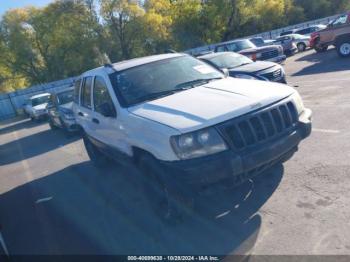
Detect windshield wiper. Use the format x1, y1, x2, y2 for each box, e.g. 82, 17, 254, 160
136, 89, 186, 104
174, 77, 223, 89
133, 77, 223, 105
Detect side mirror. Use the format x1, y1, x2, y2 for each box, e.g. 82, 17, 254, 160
98, 102, 116, 118
222, 68, 230, 78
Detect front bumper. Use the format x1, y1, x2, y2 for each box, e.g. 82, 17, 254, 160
33, 111, 48, 120
160, 109, 312, 194
266, 54, 286, 64
62, 118, 80, 132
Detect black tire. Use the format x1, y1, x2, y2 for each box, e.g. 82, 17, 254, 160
59, 118, 72, 138
138, 154, 183, 224
49, 119, 58, 130
336, 39, 350, 58
314, 40, 328, 53
83, 135, 110, 167
297, 43, 306, 52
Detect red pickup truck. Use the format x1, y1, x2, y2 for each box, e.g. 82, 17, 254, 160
310, 12, 350, 57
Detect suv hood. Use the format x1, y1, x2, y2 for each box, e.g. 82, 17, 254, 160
59, 102, 73, 111
128, 78, 295, 133
239, 45, 279, 55
231, 61, 277, 74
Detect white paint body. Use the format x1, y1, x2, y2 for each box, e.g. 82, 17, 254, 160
23, 93, 50, 118
74, 63, 301, 162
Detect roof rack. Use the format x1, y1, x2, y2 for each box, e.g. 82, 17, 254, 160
104, 63, 117, 73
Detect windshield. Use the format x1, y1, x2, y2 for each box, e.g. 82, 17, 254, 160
110, 56, 223, 107
57, 90, 74, 105
31, 95, 50, 107
205, 53, 253, 69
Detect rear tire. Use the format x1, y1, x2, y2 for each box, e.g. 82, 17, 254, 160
297, 43, 306, 52
337, 39, 350, 58
83, 134, 110, 167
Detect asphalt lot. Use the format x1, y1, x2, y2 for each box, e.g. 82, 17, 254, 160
1, 48, 350, 257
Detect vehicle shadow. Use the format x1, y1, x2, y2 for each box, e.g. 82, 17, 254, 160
0, 127, 80, 166
0, 161, 284, 256
292, 49, 350, 76
0, 117, 47, 136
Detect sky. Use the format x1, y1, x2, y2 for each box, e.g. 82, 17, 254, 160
0, 0, 53, 17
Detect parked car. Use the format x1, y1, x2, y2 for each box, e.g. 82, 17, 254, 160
23, 93, 50, 121
280, 29, 296, 37
73, 53, 312, 221
249, 37, 275, 47
274, 35, 298, 56
294, 25, 326, 36
214, 39, 286, 63
310, 12, 350, 57
199, 52, 287, 84
47, 87, 80, 135
284, 34, 311, 52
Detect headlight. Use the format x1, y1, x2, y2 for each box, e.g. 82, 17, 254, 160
59, 108, 74, 119
246, 53, 261, 61
234, 74, 260, 80
170, 127, 228, 160
291, 92, 305, 115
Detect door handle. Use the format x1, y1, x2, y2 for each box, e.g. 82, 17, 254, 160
92, 118, 100, 124
78, 112, 84, 117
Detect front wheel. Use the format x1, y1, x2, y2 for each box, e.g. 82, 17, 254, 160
297, 43, 306, 52
314, 40, 328, 53
49, 119, 58, 130
138, 155, 183, 223
83, 135, 110, 167
337, 40, 350, 58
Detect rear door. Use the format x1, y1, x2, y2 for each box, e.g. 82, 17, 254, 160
76, 76, 94, 136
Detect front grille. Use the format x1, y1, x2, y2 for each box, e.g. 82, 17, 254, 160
261, 49, 279, 60
260, 69, 282, 81
221, 101, 298, 151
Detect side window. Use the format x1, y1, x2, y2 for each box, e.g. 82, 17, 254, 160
74, 79, 81, 104
227, 43, 238, 52
49, 95, 56, 107
216, 45, 225, 52
93, 76, 116, 117
81, 76, 93, 109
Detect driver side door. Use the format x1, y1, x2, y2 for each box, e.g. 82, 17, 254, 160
91, 75, 129, 161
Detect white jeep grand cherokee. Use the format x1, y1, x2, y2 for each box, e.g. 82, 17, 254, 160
73, 53, 312, 220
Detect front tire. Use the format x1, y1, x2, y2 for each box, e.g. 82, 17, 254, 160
138, 154, 183, 223
49, 119, 58, 130
297, 43, 306, 52
83, 135, 110, 167
314, 40, 328, 53
337, 39, 350, 58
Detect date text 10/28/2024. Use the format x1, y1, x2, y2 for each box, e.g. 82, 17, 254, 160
127, 256, 220, 261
